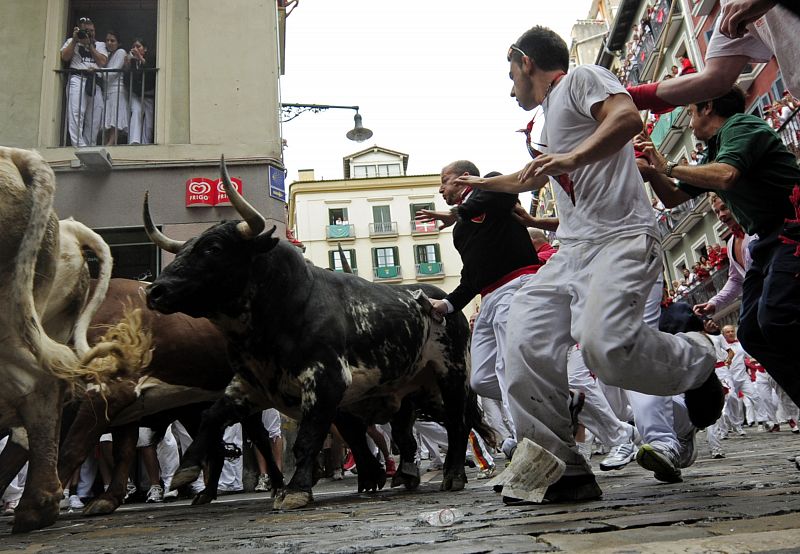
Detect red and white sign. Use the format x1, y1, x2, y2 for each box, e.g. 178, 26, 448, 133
214, 177, 243, 206
184, 177, 243, 207
185, 178, 216, 207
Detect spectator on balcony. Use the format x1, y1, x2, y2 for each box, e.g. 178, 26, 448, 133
782, 90, 798, 111
688, 151, 700, 165
699, 254, 712, 271
125, 37, 155, 145
693, 261, 710, 282
60, 16, 108, 147
101, 30, 128, 146
671, 65, 680, 78
681, 267, 697, 289
637, 86, 800, 414
416, 162, 539, 456
627, 0, 800, 115
678, 54, 697, 76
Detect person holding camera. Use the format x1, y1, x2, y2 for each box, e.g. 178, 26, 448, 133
125, 37, 155, 145
60, 17, 108, 147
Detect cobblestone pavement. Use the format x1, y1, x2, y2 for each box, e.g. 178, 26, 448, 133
2, 429, 799, 553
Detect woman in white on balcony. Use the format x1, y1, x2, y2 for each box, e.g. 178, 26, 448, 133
101, 30, 128, 146
126, 38, 155, 145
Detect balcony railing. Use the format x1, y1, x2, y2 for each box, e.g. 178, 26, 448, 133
410, 220, 439, 235
374, 266, 402, 280
650, 106, 685, 148
332, 267, 358, 275
655, 194, 705, 236
673, 263, 730, 306
57, 67, 158, 147
368, 221, 398, 237
777, 106, 800, 158
326, 224, 355, 240
416, 262, 444, 277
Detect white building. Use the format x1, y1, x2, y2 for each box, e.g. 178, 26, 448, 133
288, 146, 479, 316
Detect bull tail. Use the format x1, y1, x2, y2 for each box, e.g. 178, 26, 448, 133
0, 147, 58, 356
465, 388, 497, 450
62, 219, 113, 357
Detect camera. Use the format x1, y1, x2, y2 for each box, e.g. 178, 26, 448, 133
77, 29, 88, 39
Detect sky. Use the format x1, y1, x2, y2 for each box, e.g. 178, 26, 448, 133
280, 0, 594, 193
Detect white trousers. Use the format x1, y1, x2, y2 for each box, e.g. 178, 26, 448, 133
129, 95, 154, 144
65, 75, 103, 147
0, 437, 27, 503
261, 408, 282, 439
218, 424, 243, 492
169, 422, 204, 493
480, 396, 515, 444
505, 234, 714, 476
755, 371, 778, 424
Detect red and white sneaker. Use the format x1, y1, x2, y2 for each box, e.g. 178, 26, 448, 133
789, 419, 800, 434
385, 457, 397, 477
343, 451, 356, 472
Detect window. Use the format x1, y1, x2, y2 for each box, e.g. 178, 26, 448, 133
415, 244, 440, 263
373, 247, 397, 267
372, 205, 393, 233
328, 208, 349, 225
86, 227, 159, 281
772, 71, 786, 101
353, 163, 401, 178
353, 165, 377, 178
410, 202, 437, 232
61, 0, 158, 146
329, 249, 356, 272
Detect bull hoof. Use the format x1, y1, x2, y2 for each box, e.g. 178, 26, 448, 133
12, 503, 58, 534
169, 466, 202, 490
391, 461, 420, 490
357, 470, 386, 493
440, 471, 467, 492
274, 490, 312, 510
191, 491, 216, 506
83, 496, 120, 516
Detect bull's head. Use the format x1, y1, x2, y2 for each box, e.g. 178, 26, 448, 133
144, 156, 279, 319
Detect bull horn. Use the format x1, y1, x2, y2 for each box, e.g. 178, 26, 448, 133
143, 191, 185, 254
337, 242, 353, 274
220, 155, 265, 238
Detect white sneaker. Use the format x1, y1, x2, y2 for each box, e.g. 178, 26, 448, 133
255, 473, 271, 492
124, 479, 137, 503
677, 428, 698, 469
68, 495, 84, 510
711, 449, 726, 459
599, 440, 637, 471
2, 499, 19, 515
145, 485, 164, 503
636, 443, 682, 483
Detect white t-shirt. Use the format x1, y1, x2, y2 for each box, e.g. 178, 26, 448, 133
61, 37, 108, 71
706, 0, 800, 97
540, 65, 657, 244
722, 339, 748, 382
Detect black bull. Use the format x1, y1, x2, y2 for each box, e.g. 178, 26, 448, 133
143, 158, 492, 510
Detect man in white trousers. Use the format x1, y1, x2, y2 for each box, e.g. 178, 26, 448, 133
459, 26, 719, 503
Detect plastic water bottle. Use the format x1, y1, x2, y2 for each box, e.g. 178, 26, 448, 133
419, 508, 462, 527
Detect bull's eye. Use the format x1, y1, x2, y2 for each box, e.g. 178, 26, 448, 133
203, 244, 223, 257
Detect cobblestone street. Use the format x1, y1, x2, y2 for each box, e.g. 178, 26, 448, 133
2, 429, 799, 553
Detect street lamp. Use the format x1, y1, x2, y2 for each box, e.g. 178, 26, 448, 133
280, 103, 374, 142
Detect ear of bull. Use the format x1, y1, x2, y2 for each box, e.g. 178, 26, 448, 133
220, 155, 265, 239
143, 191, 185, 254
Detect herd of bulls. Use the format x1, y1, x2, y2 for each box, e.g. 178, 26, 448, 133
0, 148, 492, 534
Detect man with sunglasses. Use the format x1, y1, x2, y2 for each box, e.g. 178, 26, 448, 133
458, 26, 720, 503
60, 17, 108, 147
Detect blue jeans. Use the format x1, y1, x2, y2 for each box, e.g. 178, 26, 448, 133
739, 228, 800, 406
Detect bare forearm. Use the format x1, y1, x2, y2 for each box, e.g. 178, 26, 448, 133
473, 171, 548, 194
643, 169, 691, 208
61, 41, 75, 62
525, 216, 559, 231
668, 163, 738, 191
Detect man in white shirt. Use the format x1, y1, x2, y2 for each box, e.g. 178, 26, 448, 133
60, 17, 107, 147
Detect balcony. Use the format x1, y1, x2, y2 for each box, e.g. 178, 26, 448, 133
332, 267, 358, 276
57, 67, 158, 147
368, 221, 398, 238
326, 224, 355, 242
777, 106, 800, 159
659, 195, 710, 249
650, 107, 687, 150
374, 265, 402, 282
672, 263, 738, 326
415, 262, 444, 280
410, 220, 439, 236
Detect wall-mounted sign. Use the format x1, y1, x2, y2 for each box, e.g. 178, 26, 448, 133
185, 177, 243, 207
268, 165, 286, 202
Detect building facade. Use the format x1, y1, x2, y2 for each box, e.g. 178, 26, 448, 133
288, 147, 479, 316
0, 0, 289, 278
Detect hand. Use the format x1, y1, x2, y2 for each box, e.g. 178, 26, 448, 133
519, 152, 578, 182
511, 204, 536, 227
416, 209, 457, 230
633, 136, 667, 173
429, 299, 450, 317
693, 302, 717, 317
719, 0, 776, 39
72, 27, 80, 40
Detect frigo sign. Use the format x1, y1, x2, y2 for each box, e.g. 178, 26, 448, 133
185, 177, 243, 207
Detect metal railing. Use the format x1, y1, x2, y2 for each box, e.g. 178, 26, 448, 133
410, 220, 439, 234
374, 266, 401, 280
57, 67, 158, 147
776, 106, 800, 158
654, 195, 705, 236
332, 267, 358, 275
415, 262, 443, 276
672, 263, 729, 306
368, 221, 398, 236
326, 224, 355, 240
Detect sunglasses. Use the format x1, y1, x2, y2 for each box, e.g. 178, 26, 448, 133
79, 17, 92, 23
507, 44, 528, 62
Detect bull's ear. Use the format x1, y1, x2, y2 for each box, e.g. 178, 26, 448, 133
254, 225, 279, 253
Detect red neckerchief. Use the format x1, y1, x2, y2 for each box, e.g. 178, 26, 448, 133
730, 223, 745, 239
725, 339, 738, 344
457, 186, 473, 205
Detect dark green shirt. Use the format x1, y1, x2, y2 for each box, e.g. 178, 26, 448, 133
677, 113, 799, 236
